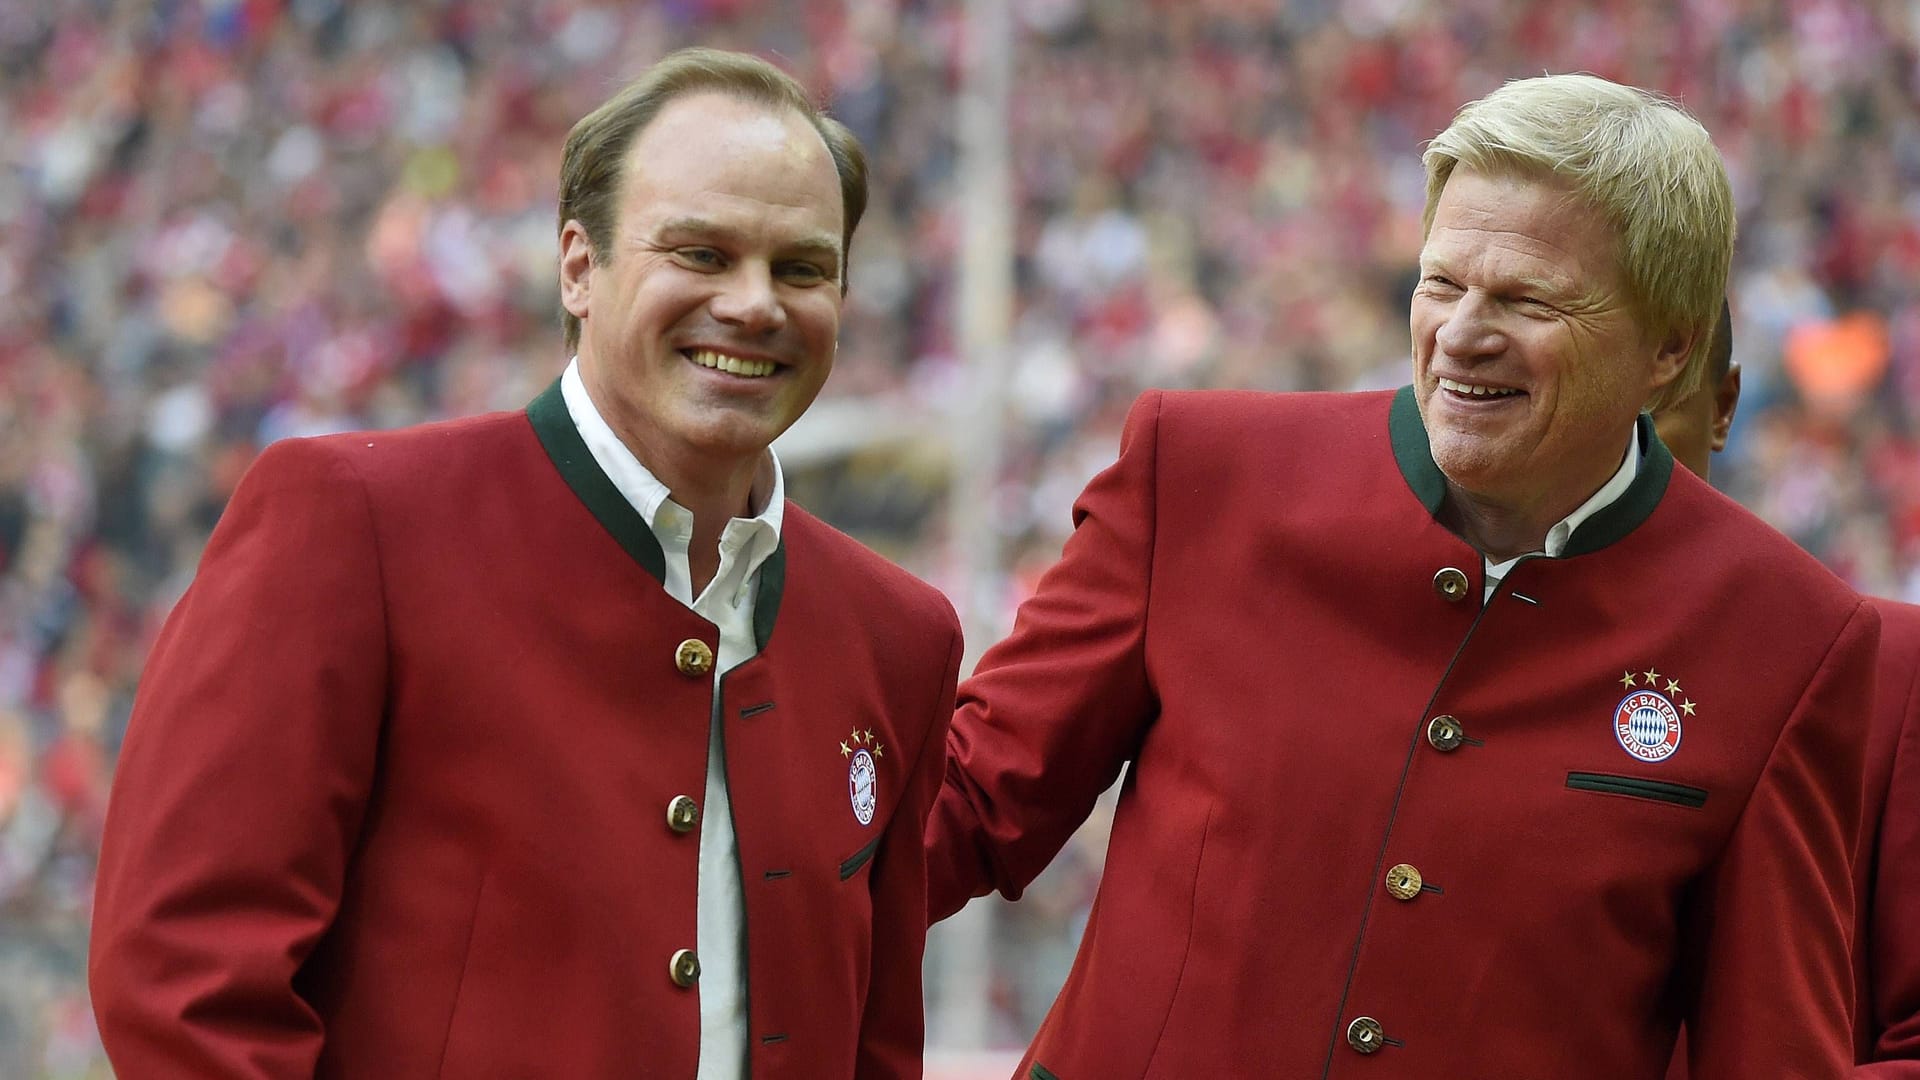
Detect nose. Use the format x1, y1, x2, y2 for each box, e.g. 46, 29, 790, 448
708, 262, 786, 335
1434, 291, 1504, 361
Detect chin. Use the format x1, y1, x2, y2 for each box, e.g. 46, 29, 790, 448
1427, 433, 1506, 490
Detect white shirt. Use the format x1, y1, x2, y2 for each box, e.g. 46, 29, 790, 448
1482, 428, 1641, 603
563, 359, 780, 1080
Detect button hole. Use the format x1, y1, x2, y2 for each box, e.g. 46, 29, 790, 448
763, 869, 792, 880
1420, 883, 1444, 894
1512, 592, 1539, 605
740, 701, 775, 718
1463, 736, 1485, 747
1385, 1036, 1407, 1048
760, 1033, 788, 1045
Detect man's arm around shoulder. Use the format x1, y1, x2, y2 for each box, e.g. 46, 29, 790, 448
926, 391, 1172, 923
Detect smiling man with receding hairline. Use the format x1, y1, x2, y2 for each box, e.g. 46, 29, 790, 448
90, 48, 960, 1080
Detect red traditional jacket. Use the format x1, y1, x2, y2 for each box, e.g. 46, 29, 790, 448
91, 381, 962, 1079
929, 387, 1876, 1079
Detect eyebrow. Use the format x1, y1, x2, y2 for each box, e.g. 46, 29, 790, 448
652, 217, 842, 266
1418, 255, 1569, 297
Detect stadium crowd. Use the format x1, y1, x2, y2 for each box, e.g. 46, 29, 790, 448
1, 0, 1918, 1072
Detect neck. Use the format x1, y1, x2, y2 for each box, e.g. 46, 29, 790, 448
649, 448, 765, 596
1441, 434, 1633, 563
650, 450, 764, 527
574, 359, 768, 593
1440, 490, 1560, 563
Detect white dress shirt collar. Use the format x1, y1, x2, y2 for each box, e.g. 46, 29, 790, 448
560, 358, 783, 604
1484, 425, 1641, 599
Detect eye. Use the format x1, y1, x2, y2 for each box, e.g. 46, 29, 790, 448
1421, 274, 1460, 291
778, 261, 833, 286
674, 247, 725, 271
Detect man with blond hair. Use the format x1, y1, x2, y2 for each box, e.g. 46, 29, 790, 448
929, 74, 1875, 1077
91, 48, 960, 1078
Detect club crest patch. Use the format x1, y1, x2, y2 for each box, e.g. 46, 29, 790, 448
1613, 667, 1697, 763
840, 727, 883, 826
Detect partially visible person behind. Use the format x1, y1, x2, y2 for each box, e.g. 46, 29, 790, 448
1647, 301, 1741, 478
1659, 305, 1920, 1077
87, 47, 961, 1079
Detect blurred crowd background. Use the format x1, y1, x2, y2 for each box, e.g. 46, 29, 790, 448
3, 0, 1919, 1074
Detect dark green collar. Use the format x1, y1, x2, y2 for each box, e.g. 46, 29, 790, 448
527, 378, 785, 649
1388, 384, 1671, 558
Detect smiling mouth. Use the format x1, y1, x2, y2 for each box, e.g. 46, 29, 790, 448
686, 348, 778, 379
1438, 376, 1522, 399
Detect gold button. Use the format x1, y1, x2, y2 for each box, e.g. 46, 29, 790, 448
1433, 567, 1470, 602
1346, 1016, 1386, 1054
1385, 863, 1424, 900
666, 795, 700, 834
668, 948, 701, 987
1427, 714, 1465, 752
674, 639, 714, 677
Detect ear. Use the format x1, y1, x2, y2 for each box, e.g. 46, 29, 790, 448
558, 220, 595, 320
1647, 323, 1696, 394
1709, 361, 1741, 453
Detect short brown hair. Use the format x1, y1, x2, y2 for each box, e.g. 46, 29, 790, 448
556, 47, 869, 350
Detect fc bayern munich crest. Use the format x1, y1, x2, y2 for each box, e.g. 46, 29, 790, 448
1613, 667, 1697, 763
840, 727, 884, 826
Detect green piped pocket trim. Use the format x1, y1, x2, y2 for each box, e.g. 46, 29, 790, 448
838, 836, 881, 881
1566, 771, 1708, 809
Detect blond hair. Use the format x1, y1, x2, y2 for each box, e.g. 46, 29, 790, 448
1423, 74, 1734, 410
556, 47, 868, 350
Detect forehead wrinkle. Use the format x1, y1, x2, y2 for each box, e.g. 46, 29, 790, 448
1423, 227, 1581, 296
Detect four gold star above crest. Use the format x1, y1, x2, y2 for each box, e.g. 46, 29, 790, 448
1619, 667, 1701, 719
839, 727, 887, 758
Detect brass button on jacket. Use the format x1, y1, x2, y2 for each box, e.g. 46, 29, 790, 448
1433, 566, 1471, 602
675, 639, 715, 677
668, 948, 701, 987
1385, 863, 1424, 900
1346, 1016, 1386, 1054
1427, 714, 1465, 752
666, 795, 700, 834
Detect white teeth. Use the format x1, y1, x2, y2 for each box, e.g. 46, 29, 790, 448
1439, 377, 1520, 398
689, 349, 776, 378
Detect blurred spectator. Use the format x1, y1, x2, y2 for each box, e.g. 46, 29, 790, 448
2, 0, 1917, 1070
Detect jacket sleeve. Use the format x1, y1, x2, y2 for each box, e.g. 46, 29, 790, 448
1859, 634, 1920, 1077
89, 438, 388, 1079
855, 614, 962, 1080
1682, 599, 1878, 1079
925, 391, 1164, 923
